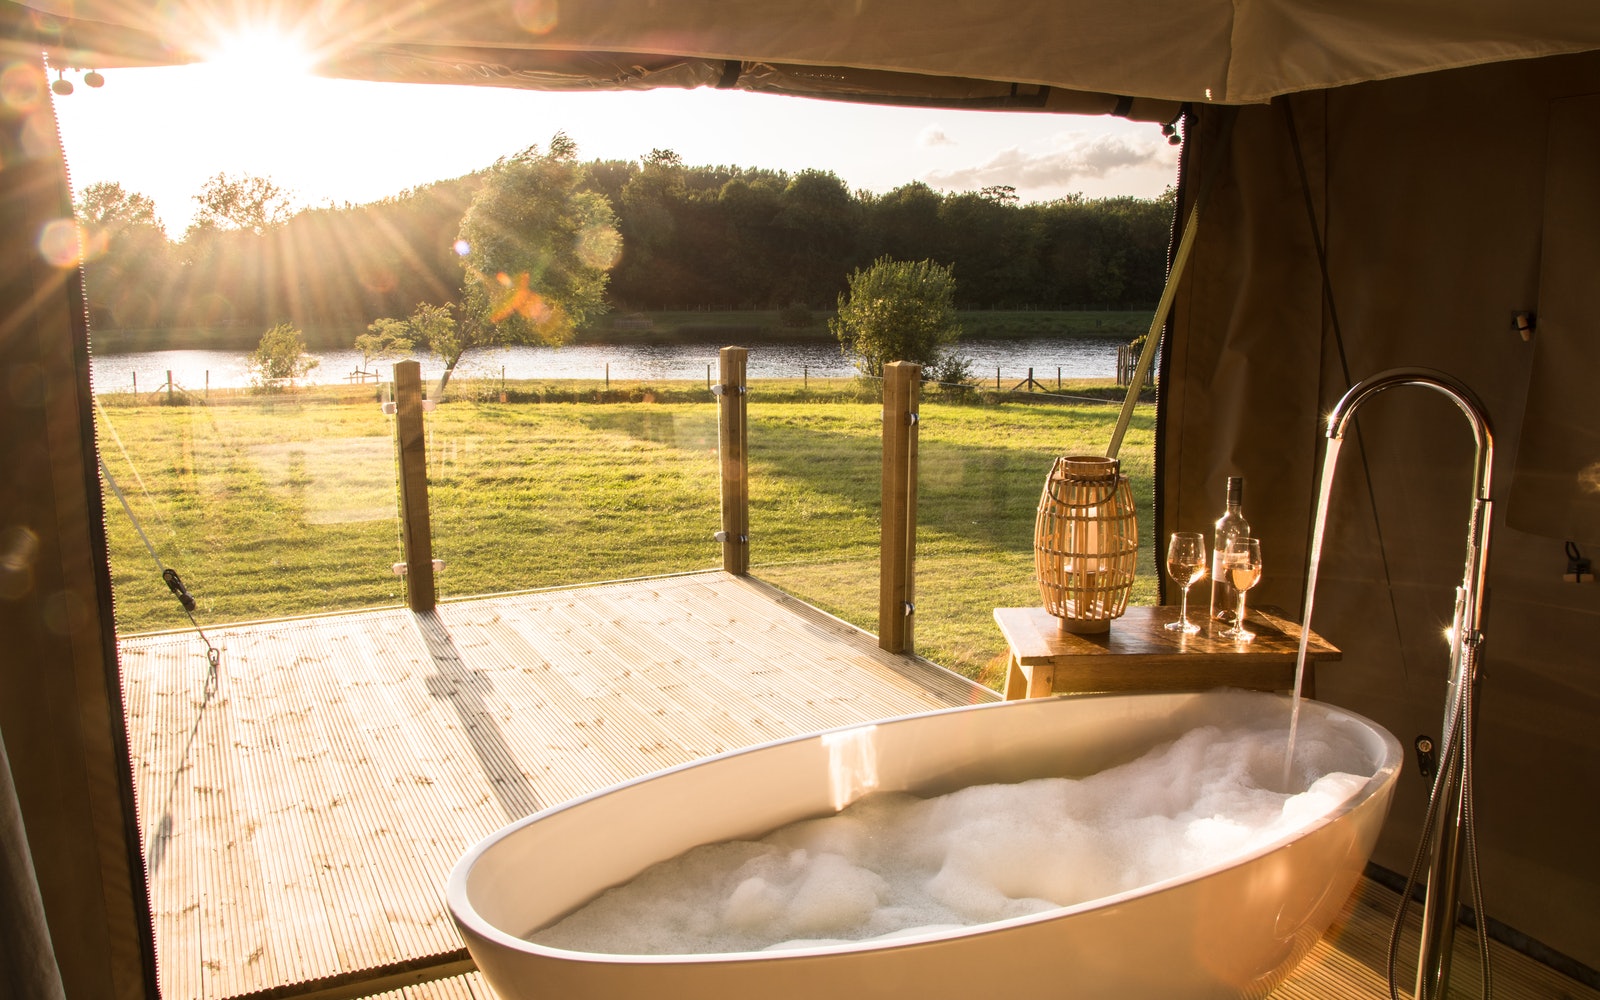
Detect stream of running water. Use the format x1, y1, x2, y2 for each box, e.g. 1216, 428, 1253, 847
1285, 439, 1343, 786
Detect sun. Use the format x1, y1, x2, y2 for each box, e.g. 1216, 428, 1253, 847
202, 25, 316, 79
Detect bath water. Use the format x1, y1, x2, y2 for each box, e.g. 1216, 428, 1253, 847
1286, 440, 1344, 784
530, 705, 1372, 956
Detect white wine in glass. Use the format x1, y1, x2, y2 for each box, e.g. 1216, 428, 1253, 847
1221, 537, 1263, 641
1164, 531, 1208, 633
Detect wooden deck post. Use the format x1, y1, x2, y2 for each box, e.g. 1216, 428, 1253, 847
879, 362, 921, 653
393, 360, 436, 611
716, 346, 750, 575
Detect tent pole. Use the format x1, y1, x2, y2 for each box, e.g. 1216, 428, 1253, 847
1105, 197, 1200, 459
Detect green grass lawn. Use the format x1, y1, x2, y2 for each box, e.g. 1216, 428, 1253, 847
96, 380, 1155, 688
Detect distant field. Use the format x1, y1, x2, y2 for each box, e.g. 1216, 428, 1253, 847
88, 309, 1154, 354
96, 380, 1155, 686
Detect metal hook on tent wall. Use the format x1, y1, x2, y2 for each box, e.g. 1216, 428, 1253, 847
1565, 541, 1591, 582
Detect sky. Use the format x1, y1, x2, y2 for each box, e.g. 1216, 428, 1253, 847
50, 37, 1180, 237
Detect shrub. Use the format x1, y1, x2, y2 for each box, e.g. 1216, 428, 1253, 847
246, 323, 319, 390
778, 302, 813, 328
830, 257, 963, 378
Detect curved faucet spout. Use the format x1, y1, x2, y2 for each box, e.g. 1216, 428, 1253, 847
1320, 366, 1495, 1000
1326, 367, 1494, 501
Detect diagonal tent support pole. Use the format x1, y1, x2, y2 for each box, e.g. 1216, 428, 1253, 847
1106, 197, 1201, 460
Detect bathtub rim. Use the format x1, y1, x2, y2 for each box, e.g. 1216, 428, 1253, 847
447, 688, 1402, 965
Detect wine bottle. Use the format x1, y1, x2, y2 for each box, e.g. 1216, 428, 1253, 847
1209, 477, 1251, 623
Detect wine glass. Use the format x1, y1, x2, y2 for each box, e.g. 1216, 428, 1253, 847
1164, 531, 1208, 633
1220, 537, 1263, 641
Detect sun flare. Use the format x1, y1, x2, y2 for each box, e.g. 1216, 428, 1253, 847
203, 26, 315, 79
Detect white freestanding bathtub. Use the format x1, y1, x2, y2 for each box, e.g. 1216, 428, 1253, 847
448, 690, 1401, 1000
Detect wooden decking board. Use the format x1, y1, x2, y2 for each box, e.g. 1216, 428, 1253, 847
575, 586, 834, 748
547, 589, 762, 754
352, 620, 517, 956
610, 588, 865, 738
703, 576, 989, 709
1272, 876, 1600, 999
642, 577, 959, 731
437, 610, 637, 809
122, 572, 995, 1000
507, 597, 725, 768
457, 603, 702, 790
581, 589, 796, 753
313, 633, 429, 964
302, 630, 421, 970
227, 630, 342, 992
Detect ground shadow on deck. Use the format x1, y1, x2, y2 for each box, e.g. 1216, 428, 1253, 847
414, 610, 544, 821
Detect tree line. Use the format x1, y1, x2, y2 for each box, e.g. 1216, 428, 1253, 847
74, 142, 1175, 338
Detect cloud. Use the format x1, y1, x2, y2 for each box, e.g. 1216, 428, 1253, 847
924, 131, 1171, 194
917, 124, 956, 147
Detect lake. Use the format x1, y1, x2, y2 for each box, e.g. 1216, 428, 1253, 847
87, 337, 1128, 394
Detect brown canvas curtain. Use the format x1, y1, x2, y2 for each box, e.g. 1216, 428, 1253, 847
1161, 50, 1600, 971
0, 731, 66, 1000
0, 50, 157, 1000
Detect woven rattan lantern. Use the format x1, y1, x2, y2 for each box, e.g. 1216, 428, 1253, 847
1034, 455, 1138, 632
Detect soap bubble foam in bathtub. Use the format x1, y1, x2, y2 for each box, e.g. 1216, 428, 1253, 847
530, 708, 1372, 956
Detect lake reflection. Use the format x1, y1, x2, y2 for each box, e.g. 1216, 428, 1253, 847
88, 338, 1126, 394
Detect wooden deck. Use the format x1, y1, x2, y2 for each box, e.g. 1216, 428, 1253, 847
119, 571, 1596, 1000
119, 571, 994, 1000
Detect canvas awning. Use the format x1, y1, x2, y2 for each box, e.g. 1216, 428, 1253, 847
12, 0, 1600, 116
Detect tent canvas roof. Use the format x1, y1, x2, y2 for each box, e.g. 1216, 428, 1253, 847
13, 0, 1600, 113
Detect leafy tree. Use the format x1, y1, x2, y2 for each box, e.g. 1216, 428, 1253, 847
77, 181, 161, 236
74, 181, 172, 328
776, 168, 860, 305
830, 257, 963, 378
863, 181, 944, 265
399, 303, 461, 387
939, 192, 1038, 307
354, 318, 416, 372
190, 172, 296, 236
711, 172, 788, 307
455, 133, 618, 393
612, 147, 692, 307
247, 323, 319, 389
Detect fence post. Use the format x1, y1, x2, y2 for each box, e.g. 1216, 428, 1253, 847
394, 360, 436, 611
716, 346, 749, 575
879, 361, 920, 654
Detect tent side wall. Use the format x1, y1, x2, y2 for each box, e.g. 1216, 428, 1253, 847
1162, 50, 1600, 972
0, 52, 158, 999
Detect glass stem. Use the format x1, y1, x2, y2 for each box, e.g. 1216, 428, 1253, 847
1179, 585, 1190, 625
1235, 591, 1247, 627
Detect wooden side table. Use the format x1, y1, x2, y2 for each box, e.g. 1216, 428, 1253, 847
994, 604, 1340, 700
